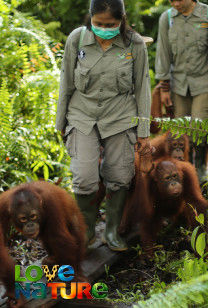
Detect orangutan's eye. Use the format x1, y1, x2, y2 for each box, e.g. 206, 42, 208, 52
19, 216, 27, 223
30, 214, 37, 220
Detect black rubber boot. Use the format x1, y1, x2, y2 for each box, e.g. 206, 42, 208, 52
103, 188, 128, 251
75, 193, 98, 245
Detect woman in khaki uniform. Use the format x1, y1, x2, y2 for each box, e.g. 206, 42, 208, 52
56, 0, 151, 251
155, 0, 208, 181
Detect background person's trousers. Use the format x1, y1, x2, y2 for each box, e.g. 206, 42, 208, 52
65, 126, 137, 194
172, 92, 208, 119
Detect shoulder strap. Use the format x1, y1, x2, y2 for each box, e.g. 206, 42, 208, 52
168, 8, 172, 27
78, 26, 86, 50
129, 31, 134, 53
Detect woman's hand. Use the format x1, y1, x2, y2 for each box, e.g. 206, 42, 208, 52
160, 91, 173, 107
136, 137, 155, 173
159, 80, 172, 107
136, 137, 152, 155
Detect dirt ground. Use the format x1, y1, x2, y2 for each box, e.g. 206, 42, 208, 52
98, 223, 193, 306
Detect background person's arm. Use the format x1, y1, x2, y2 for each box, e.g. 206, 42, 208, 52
155, 11, 172, 81
155, 12, 173, 107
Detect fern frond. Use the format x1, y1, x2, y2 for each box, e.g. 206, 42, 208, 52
134, 273, 208, 308
16, 43, 31, 75
14, 27, 59, 73
147, 117, 208, 145
0, 79, 13, 136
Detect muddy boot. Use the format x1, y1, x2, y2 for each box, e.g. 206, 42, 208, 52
103, 188, 128, 251
75, 193, 98, 245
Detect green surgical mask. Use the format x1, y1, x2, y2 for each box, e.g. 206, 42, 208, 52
91, 23, 120, 40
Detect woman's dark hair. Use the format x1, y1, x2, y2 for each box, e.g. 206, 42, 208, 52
89, 0, 125, 19
86, 0, 133, 46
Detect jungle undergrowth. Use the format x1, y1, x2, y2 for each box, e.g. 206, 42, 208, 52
98, 222, 208, 306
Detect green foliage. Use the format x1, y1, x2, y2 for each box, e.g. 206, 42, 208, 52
147, 117, 208, 145
0, 79, 31, 188
191, 227, 207, 258
133, 272, 208, 308
148, 280, 166, 296
0, 79, 13, 134
17, 0, 89, 40
0, 0, 71, 189
113, 287, 144, 304
177, 252, 208, 282
189, 208, 208, 257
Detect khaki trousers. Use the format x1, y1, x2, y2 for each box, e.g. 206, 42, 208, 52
65, 126, 137, 194
172, 92, 208, 119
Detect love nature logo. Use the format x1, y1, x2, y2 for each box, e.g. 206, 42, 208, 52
15, 265, 108, 300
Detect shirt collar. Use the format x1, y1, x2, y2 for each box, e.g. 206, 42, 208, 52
112, 34, 126, 48
81, 29, 96, 46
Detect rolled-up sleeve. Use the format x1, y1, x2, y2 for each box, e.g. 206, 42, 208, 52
133, 39, 151, 137
155, 12, 172, 80
55, 32, 78, 131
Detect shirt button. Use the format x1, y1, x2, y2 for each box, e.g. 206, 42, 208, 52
121, 73, 126, 77
98, 103, 102, 107
101, 72, 105, 75
100, 89, 103, 92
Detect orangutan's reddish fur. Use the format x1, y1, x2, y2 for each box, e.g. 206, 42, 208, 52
150, 84, 174, 134
120, 158, 208, 254
150, 132, 190, 161
0, 181, 86, 304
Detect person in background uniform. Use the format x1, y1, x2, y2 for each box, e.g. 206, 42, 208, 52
56, 0, 151, 251
155, 0, 208, 180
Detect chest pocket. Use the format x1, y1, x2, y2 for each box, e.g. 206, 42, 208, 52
74, 65, 90, 93
196, 27, 208, 52
117, 65, 133, 94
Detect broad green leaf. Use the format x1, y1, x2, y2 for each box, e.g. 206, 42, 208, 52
195, 232, 206, 257
43, 164, 49, 181
195, 213, 204, 225
191, 226, 200, 250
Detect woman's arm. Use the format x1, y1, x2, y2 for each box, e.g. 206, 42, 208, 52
132, 35, 151, 139
56, 29, 81, 131
155, 11, 172, 81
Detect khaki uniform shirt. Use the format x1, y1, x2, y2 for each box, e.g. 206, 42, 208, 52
56, 27, 151, 138
155, 1, 208, 96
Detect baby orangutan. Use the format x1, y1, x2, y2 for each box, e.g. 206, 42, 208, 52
0, 181, 86, 307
